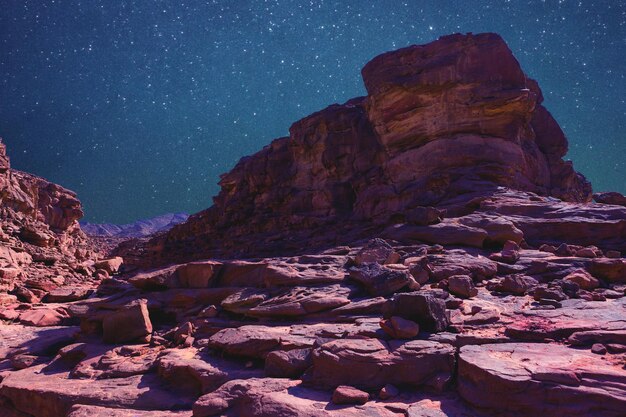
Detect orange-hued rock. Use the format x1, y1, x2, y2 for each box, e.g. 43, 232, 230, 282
134, 33, 591, 265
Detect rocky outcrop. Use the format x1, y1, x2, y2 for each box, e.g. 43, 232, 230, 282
0, 140, 103, 311
132, 32, 591, 266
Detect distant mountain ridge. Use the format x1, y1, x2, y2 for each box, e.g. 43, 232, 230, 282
81, 212, 189, 238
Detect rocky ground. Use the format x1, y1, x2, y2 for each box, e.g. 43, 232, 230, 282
1, 33, 625, 417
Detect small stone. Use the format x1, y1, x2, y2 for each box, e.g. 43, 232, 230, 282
332, 385, 369, 405
575, 247, 597, 258
606, 250, 621, 259
555, 243, 575, 257
591, 343, 607, 355
198, 305, 219, 318
379, 384, 399, 400
538, 244, 557, 253
10, 354, 37, 370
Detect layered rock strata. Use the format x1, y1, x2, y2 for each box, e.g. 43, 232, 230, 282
135, 32, 592, 266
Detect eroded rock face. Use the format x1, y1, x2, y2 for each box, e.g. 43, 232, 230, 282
133, 32, 591, 266
0, 140, 101, 323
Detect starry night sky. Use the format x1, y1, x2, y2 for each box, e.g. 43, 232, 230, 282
1, 1, 624, 223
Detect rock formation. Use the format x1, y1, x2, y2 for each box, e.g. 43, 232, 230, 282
1, 33, 625, 417
0, 140, 105, 315
134, 32, 592, 266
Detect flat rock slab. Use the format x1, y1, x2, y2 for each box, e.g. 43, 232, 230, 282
0, 324, 77, 364
0, 365, 194, 417
458, 343, 626, 417
194, 377, 399, 417
309, 338, 455, 390
505, 298, 626, 341
67, 405, 192, 417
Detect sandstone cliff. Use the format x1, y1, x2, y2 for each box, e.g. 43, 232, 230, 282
138, 33, 591, 265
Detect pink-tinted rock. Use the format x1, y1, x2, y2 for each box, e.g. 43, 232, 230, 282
354, 238, 399, 265
176, 261, 221, 288
379, 316, 420, 339
309, 338, 455, 390
18, 308, 68, 327
349, 263, 417, 296
594, 192, 626, 207
493, 274, 538, 295
458, 343, 626, 417
378, 384, 399, 400
93, 257, 123, 275
0, 364, 194, 417
332, 385, 369, 405
563, 269, 600, 290
264, 348, 312, 378
447, 275, 478, 299
102, 300, 152, 344
588, 259, 626, 283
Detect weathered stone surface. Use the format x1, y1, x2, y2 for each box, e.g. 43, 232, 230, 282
332, 385, 369, 405
221, 285, 350, 318
382, 292, 449, 333
309, 338, 455, 389
176, 261, 221, 288
353, 238, 398, 265
492, 274, 539, 295
94, 257, 123, 275
264, 348, 312, 378
379, 316, 420, 339
447, 275, 478, 299
0, 365, 194, 417
193, 377, 403, 417
67, 405, 192, 417
458, 343, 626, 417
156, 348, 264, 395
2, 33, 625, 417
349, 263, 417, 296
0, 140, 98, 304
102, 300, 152, 344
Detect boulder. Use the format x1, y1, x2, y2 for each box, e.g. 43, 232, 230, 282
349, 263, 417, 296
102, 300, 152, 344
379, 316, 420, 339
447, 275, 478, 299
94, 257, 123, 275
332, 386, 369, 405
382, 292, 449, 332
